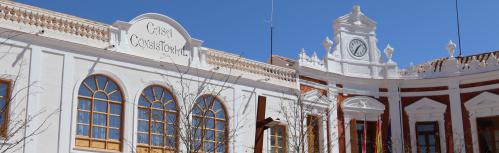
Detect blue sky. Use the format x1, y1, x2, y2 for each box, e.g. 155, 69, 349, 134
16, 0, 499, 68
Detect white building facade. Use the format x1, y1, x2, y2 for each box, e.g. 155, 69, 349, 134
0, 1, 498, 153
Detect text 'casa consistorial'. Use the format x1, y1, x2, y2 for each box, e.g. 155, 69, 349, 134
129, 20, 188, 57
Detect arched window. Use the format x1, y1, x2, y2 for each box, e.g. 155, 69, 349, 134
137, 85, 178, 152
75, 75, 124, 151
192, 95, 228, 153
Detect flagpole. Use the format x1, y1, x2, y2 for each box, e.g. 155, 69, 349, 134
269, 0, 274, 64
376, 116, 382, 153
363, 113, 367, 153
454, 0, 463, 57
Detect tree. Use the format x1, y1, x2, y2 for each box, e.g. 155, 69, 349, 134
277, 87, 338, 153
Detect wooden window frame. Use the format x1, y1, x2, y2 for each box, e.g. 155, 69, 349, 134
0, 80, 11, 138
415, 121, 441, 153
136, 85, 179, 153
307, 115, 321, 153
75, 75, 124, 151
270, 125, 287, 153
477, 116, 499, 153
192, 95, 229, 153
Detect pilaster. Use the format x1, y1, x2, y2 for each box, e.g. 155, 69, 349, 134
327, 85, 339, 153
387, 82, 403, 153
343, 117, 352, 153
57, 54, 74, 153
24, 46, 42, 153
448, 80, 466, 152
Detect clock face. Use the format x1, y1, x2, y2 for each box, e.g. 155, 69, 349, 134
348, 39, 368, 57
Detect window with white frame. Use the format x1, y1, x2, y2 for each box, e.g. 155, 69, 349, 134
405, 97, 447, 153
464, 92, 499, 153
415, 122, 441, 153
341, 96, 385, 153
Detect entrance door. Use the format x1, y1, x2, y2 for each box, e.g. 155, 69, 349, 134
477, 116, 499, 153
415, 122, 441, 153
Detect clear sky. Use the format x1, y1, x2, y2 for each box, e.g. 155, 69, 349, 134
15, 0, 499, 68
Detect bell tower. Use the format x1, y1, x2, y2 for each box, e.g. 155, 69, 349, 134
327, 5, 398, 79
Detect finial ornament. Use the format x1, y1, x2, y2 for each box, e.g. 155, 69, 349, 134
299, 48, 308, 61
384, 44, 394, 63
323, 36, 333, 52
353, 5, 361, 16
447, 40, 456, 58
311, 51, 318, 63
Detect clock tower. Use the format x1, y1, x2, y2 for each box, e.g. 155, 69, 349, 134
327, 5, 398, 79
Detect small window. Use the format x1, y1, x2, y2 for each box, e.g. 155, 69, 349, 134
270, 125, 286, 153
75, 75, 124, 151
415, 122, 440, 153
0, 80, 10, 137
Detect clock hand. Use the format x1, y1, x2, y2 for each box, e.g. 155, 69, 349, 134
354, 45, 362, 55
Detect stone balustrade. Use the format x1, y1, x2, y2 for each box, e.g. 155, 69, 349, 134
205, 49, 297, 83
299, 49, 325, 70
400, 52, 499, 79
0, 1, 109, 42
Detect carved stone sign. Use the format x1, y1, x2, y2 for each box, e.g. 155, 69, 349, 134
128, 17, 190, 65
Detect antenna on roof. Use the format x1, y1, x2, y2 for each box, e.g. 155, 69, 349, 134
270, 0, 275, 64
455, 0, 463, 57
